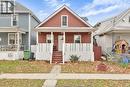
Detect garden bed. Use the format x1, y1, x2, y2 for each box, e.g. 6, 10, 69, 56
61, 61, 130, 74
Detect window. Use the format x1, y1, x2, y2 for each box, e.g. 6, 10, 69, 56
61, 15, 68, 27
0, 1, 13, 13
74, 35, 81, 43
129, 17, 130, 22
8, 33, 22, 45
12, 15, 18, 26
8, 33, 16, 45
46, 34, 52, 43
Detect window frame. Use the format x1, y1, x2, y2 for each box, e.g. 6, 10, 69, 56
0, 1, 13, 13
46, 34, 53, 43
11, 14, 18, 26
61, 15, 68, 27
74, 35, 81, 43
8, 33, 22, 45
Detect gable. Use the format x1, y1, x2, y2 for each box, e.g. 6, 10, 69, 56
115, 10, 130, 27
39, 8, 89, 27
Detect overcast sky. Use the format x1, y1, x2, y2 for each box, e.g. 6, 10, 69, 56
17, 0, 130, 25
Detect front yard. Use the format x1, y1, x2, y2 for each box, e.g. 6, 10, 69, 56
0, 61, 53, 73
57, 80, 130, 87
61, 61, 130, 73
0, 79, 44, 87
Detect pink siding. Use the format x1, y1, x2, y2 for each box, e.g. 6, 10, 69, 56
40, 8, 88, 27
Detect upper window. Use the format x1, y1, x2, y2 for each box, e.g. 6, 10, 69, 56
61, 15, 68, 27
12, 14, 18, 26
0, 1, 13, 13
74, 35, 81, 43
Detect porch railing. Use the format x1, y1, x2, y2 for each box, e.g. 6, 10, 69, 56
0, 45, 25, 51
37, 43, 51, 52
65, 43, 91, 52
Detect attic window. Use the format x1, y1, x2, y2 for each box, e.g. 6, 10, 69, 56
61, 15, 68, 27
0, 1, 13, 13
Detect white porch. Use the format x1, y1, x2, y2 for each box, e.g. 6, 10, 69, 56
0, 27, 26, 60
35, 27, 95, 64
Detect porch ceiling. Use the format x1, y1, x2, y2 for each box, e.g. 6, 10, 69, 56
35, 27, 95, 32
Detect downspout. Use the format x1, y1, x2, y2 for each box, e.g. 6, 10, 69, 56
28, 13, 31, 55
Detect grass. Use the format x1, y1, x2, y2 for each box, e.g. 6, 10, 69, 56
61, 61, 130, 73
57, 80, 130, 87
0, 79, 44, 87
0, 60, 53, 73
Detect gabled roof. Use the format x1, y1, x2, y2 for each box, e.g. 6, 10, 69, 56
95, 8, 130, 35
36, 5, 93, 28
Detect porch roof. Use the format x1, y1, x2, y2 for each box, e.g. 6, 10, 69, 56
0, 27, 26, 33
35, 27, 95, 32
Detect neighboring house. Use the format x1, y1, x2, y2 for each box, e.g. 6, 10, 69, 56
0, 0, 40, 60
35, 5, 95, 64
95, 8, 130, 55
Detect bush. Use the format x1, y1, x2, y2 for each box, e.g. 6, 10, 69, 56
69, 55, 80, 63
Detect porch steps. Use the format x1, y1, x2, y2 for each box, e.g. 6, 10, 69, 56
52, 51, 62, 63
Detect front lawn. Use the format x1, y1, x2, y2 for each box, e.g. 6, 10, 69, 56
0, 60, 53, 73
0, 79, 44, 87
57, 80, 130, 87
61, 61, 130, 73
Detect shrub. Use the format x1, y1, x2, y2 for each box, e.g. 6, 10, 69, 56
69, 55, 80, 63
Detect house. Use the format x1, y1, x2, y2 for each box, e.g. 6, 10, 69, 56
0, 0, 40, 60
95, 8, 130, 55
35, 5, 95, 64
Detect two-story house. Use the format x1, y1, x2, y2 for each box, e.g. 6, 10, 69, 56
0, 0, 40, 60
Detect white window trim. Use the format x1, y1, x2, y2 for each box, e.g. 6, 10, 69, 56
46, 34, 54, 43
74, 35, 81, 43
61, 15, 68, 27
8, 33, 22, 45
11, 14, 19, 27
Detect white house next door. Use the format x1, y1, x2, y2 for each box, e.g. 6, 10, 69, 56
58, 35, 63, 51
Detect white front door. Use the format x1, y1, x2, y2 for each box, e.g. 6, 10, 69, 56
58, 35, 63, 51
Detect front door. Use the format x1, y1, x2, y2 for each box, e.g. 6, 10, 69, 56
58, 35, 63, 51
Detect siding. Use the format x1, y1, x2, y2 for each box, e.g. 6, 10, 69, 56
18, 13, 29, 32
0, 14, 11, 27
40, 8, 88, 27
31, 16, 40, 45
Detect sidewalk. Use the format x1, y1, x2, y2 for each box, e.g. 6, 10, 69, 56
1, 73, 130, 80
42, 65, 61, 87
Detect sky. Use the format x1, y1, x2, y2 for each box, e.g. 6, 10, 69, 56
17, 0, 130, 25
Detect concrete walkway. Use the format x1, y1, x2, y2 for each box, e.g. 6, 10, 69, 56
42, 65, 61, 87
1, 73, 130, 80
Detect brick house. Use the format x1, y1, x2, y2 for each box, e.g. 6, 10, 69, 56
35, 5, 95, 63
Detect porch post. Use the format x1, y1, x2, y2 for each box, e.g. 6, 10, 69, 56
63, 32, 65, 64
91, 32, 94, 61
50, 32, 53, 64
36, 32, 39, 44
51, 32, 53, 43
17, 32, 20, 52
